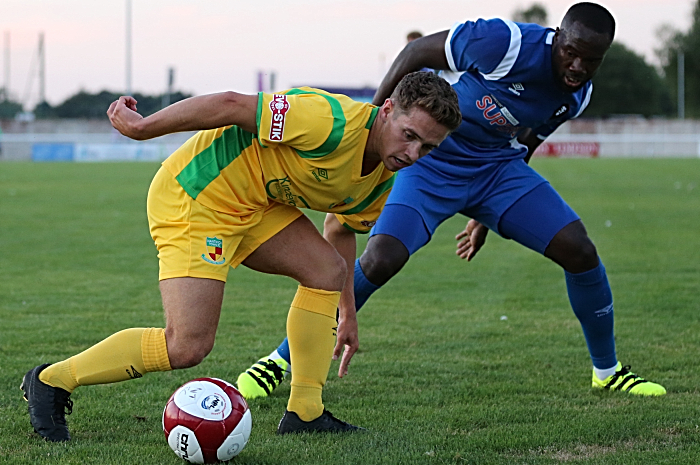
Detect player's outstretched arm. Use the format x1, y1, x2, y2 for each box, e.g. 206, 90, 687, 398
372, 31, 450, 105
107, 92, 258, 141
323, 214, 359, 378
455, 219, 489, 261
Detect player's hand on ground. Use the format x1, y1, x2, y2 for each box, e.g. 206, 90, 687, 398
333, 312, 359, 378
455, 219, 488, 261
107, 96, 143, 139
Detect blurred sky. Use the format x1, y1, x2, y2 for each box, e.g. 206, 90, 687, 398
0, 0, 694, 107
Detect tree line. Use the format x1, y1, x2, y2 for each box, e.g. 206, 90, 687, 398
514, 1, 700, 118
0, 89, 191, 120
1, 1, 698, 120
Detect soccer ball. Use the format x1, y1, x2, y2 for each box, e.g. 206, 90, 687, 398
163, 378, 252, 463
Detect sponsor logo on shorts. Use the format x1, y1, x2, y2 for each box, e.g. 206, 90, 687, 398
202, 236, 225, 265
269, 94, 290, 142
361, 220, 376, 228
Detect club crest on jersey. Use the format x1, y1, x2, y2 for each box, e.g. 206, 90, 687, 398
202, 236, 225, 265
269, 94, 290, 142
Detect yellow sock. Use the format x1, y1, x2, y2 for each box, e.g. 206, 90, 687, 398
39, 328, 171, 393
286, 286, 340, 421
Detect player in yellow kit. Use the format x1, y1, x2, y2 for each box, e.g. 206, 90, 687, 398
21, 71, 461, 441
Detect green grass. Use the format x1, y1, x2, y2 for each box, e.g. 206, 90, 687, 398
1, 159, 699, 464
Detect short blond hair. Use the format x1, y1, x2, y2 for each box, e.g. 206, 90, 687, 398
390, 71, 461, 132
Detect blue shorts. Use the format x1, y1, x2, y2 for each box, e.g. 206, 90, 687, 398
370, 157, 580, 255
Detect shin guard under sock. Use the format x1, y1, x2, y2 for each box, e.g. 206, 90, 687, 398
274, 259, 375, 368
39, 328, 171, 393
565, 261, 617, 369
286, 286, 340, 421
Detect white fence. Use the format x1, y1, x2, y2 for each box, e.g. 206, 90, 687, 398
536, 133, 700, 158
0, 132, 193, 161
1, 118, 699, 161
537, 118, 700, 158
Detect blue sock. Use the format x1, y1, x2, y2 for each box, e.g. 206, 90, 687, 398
354, 258, 380, 311
276, 337, 291, 364
565, 260, 617, 369
274, 259, 381, 365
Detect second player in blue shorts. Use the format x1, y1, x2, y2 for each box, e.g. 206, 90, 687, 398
239, 2, 666, 398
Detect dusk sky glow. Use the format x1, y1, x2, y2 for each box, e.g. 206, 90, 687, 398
0, 0, 693, 108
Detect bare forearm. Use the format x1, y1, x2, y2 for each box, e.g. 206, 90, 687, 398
373, 31, 450, 105
110, 92, 258, 140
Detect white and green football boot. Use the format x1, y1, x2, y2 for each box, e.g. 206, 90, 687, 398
237, 357, 289, 399
592, 362, 666, 396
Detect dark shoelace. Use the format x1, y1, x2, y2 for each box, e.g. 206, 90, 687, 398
249, 359, 286, 394
260, 359, 286, 383
54, 392, 74, 419
604, 365, 648, 391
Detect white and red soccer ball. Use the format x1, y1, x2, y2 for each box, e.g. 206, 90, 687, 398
163, 378, 252, 463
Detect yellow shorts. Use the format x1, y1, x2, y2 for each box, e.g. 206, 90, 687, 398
147, 167, 303, 282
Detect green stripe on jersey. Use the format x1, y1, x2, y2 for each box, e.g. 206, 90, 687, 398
365, 106, 378, 130
341, 222, 370, 234
176, 126, 255, 200
341, 174, 395, 216
285, 88, 346, 159
255, 92, 267, 148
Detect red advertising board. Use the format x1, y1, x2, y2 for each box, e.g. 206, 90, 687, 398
534, 142, 600, 158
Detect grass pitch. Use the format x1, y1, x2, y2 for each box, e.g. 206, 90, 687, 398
1, 159, 699, 464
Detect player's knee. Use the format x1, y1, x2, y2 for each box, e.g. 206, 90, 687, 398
572, 238, 599, 270
548, 234, 599, 273
320, 251, 347, 291
360, 248, 406, 286
360, 236, 409, 286
300, 248, 347, 292
361, 254, 401, 284
165, 330, 214, 369
173, 351, 209, 369
169, 345, 213, 369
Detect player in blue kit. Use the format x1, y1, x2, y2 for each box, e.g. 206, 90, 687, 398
237, 2, 666, 398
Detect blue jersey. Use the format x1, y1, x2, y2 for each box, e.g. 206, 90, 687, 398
429, 18, 592, 173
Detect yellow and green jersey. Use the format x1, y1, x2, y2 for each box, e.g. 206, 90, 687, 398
162, 87, 394, 233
